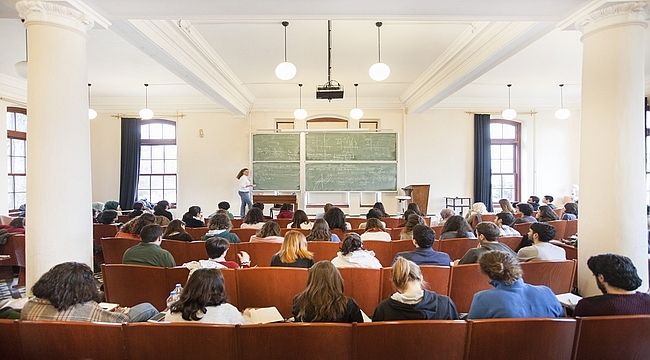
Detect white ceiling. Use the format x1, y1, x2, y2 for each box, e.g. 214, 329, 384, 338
0, 0, 648, 114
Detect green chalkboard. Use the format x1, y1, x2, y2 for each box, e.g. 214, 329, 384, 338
306, 163, 397, 191
252, 162, 300, 190
305, 132, 397, 161
252, 134, 300, 161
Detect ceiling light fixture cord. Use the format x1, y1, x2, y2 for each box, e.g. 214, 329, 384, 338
560, 83, 564, 108
508, 83, 511, 108
327, 20, 332, 84
376, 22, 382, 63
88, 83, 91, 106
145, 83, 149, 108
355, 83, 359, 107
299, 83, 302, 108
283, 21, 288, 62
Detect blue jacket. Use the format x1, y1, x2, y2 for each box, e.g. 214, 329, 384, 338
392, 247, 451, 266
468, 279, 563, 319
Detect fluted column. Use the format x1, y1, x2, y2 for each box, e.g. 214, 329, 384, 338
576, 2, 649, 296
16, 1, 94, 289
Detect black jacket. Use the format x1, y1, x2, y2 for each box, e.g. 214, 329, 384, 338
372, 290, 459, 321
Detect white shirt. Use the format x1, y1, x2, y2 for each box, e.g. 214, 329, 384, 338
241, 222, 264, 229
517, 242, 567, 262
360, 231, 392, 242
238, 176, 251, 192
331, 250, 382, 269
165, 303, 244, 324
287, 222, 313, 230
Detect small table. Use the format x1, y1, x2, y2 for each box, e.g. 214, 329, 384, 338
395, 196, 411, 216
252, 194, 298, 213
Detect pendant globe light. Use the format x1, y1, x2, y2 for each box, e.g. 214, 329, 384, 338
350, 84, 363, 120
14, 19, 27, 79
275, 21, 297, 81
88, 83, 97, 120
554, 83, 571, 120
294, 83, 307, 120
369, 22, 390, 81
139, 83, 154, 120
501, 84, 517, 120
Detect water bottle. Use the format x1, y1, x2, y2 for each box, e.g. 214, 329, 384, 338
173, 284, 183, 302
165, 291, 176, 309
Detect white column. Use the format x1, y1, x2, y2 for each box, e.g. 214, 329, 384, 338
576, 2, 649, 296
16, 1, 94, 289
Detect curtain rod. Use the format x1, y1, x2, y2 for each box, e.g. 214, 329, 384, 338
111, 113, 186, 119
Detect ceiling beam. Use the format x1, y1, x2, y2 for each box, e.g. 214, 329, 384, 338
401, 20, 555, 114
110, 19, 254, 116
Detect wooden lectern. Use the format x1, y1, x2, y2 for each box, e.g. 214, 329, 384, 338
402, 184, 430, 214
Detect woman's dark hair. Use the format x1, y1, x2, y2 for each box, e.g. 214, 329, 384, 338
290, 210, 310, 228
280, 203, 292, 211
373, 202, 388, 217
133, 202, 145, 211
293, 261, 348, 321
307, 218, 331, 241
401, 209, 416, 221
98, 210, 118, 225
32, 262, 100, 311
163, 219, 188, 238
121, 213, 156, 235
441, 215, 473, 238
537, 205, 559, 222
182, 206, 202, 223
402, 214, 425, 234
205, 237, 230, 258
323, 207, 347, 232
366, 208, 382, 220
253, 202, 265, 210
564, 203, 578, 217
257, 221, 281, 238
169, 268, 228, 321
243, 208, 265, 224
208, 214, 232, 230
236, 168, 248, 179
364, 218, 385, 232
340, 233, 363, 256
407, 203, 424, 216
128, 209, 144, 219
218, 201, 230, 210
587, 253, 642, 291
479, 250, 523, 285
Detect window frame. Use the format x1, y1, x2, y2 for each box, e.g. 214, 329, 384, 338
138, 119, 177, 207
6, 107, 27, 213
490, 119, 521, 205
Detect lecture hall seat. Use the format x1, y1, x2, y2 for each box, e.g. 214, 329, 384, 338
431, 225, 444, 239
160, 239, 189, 265
185, 227, 209, 240
520, 260, 576, 294
564, 219, 578, 238
230, 228, 258, 242
337, 267, 382, 315
100, 237, 139, 264
346, 217, 365, 229
92, 223, 118, 244
497, 236, 523, 252
308, 241, 341, 263
279, 228, 310, 236
0, 320, 21, 360
573, 315, 650, 360
465, 318, 576, 360
236, 267, 309, 318
546, 220, 567, 240
448, 263, 492, 313
513, 222, 533, 236
102, 264, 170, 310
236, 242, 282, 267
362, 240, 393, 267
433, 237, 479, 261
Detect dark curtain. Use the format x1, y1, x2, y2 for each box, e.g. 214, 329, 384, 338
474, 114, 492, 212
119, 118, 141, 210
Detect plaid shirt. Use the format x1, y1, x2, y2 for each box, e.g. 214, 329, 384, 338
20, 298, 129, 323
499, 225, 521, 237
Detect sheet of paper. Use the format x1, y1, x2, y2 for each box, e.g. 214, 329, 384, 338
98, 302, 120, 311
556, 293, 582, 308
249, 307, 284, 324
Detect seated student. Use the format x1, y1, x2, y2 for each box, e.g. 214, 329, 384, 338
495, 212, 521, 237
252, 202, 272, 219
536, 205, 559, 222
517, 223, 566, 262
542, 195, 557, 209
201, 214, 241, 243
437, 208, 455, 226
359, 208, 387, 230
392, 225, 451, 266
373, 257, 459, 321
276, 203, 294, 219
467, 250, 563, 319
397, 209, 417, 228
153, 200, 173, 221
287, 209, 313, 230
372, 201, 389, 217
315, 203, 333, 219
439, 215, 476, 240
162, 219, 194, 242
323, 207, 352, 231
292, 260, 363, 323
270, 230, 314, 268
181, 206, 205, 228
574, 253, 650, 316
166, 268, 244, 324
562, 202, 578, 220
184, 237, 250, 274
128, 202, 145, 219
116, 213, 156, 239
98, 209, 119, 225
250, 221, 284, 243
21, 262, 158, 322
400, 214, 426, 240
122, 224, 176, 267
306, 218, 340, 243
513, 203, 537, 224
457, 222, 516, 264
359, 218, 392, 241
465, 202, 489, 225
208, 201, 234, 219
240, 208, 266, 229
331, 233, 382, 269
407, 203, 425, 216
103, 200, 122, 215
498, 198, 516, 214
527, 196, 541, 211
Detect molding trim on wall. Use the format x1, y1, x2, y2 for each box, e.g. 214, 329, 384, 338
0, 74, 27, 105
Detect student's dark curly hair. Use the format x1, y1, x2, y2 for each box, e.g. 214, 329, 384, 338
323, 207, 347, 232
243, 208, 265, 224
516, 203, 534, 216
340, 233, 363, 256
256, 221, 281, 238
120, 213, 156, 235
529, 222, 556, 242
440, 215, 473, 238
32, 262, 101, 311
366, 208, 383, 220
587, 253, 642, 291
169, 268, 228, 321
208, 214, 232, 230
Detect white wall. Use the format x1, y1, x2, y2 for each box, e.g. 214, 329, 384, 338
89, 113, 121, 204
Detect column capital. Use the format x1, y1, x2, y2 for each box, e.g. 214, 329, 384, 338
16, 1, 94, 35
576, 1, 649, 37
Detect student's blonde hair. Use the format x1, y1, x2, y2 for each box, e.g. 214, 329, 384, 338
278, 230, 313, 263
392, 257, 427, 292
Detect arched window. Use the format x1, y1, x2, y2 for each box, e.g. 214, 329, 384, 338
6, 107, 27, 212
138, 120, 177, 205
490, 119, 520, 203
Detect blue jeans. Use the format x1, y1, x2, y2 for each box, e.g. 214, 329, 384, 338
127, 302, 159, 322
239, 191, 253, 217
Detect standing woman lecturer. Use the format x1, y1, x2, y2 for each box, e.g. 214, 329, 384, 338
237, 168, 255, 217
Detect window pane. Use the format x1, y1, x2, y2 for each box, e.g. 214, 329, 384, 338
165, 160, 177, 173
138, 190, 150, 201
15, 113, 27, 132
149, 123, 163, 139
165, 145, 177, 159
162, 124, 175, 139
151, 160, 164, 174
501, 160, 514, 173
502, 124, 516, 139
8, 193, 14, 210
151, 176, 164, 189
7, 176, 13, 192
503, 175, 515, 188
12, 139, 25, 157
6, 113, 14, 131
503, 189, 514, 201
139, 175, 150, 190
151, 146, 164, 159
164, 175, 176, 189
13, 157, 25, 174
490, 123, 502, 139
492, 189, 501, 201
500, 145, 513, 159
141, 124, 150, 140
491, 145, 501, 159
140, 145, 151, 159
15, 192, 26, 207
492, 175, 502, 187
6, 138, 10, 156
14, 176, 26, 192
491, 160, 500, 173
7, 156, 11, 173
150, 190, 163, 203
164, 190, 176, 204
140, 160, 151, 174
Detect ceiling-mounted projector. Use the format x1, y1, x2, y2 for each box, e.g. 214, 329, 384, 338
316, 82, 344, 100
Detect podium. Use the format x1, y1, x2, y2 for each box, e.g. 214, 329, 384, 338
402, 184, 430, 214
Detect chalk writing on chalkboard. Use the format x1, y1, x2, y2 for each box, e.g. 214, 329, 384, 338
252, 162, 300, 190
306, 163, 397, 191
253, 134, 300, 161
306, 132, 397, 161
